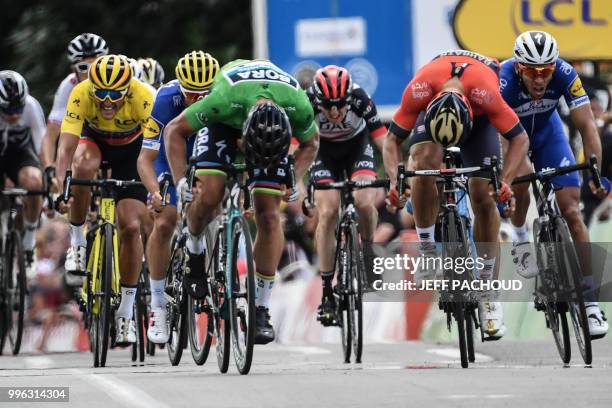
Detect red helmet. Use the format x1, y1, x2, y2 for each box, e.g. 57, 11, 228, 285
313, 65, 353, 108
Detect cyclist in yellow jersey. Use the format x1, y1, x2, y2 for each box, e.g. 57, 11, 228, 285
55, 54, 154, 345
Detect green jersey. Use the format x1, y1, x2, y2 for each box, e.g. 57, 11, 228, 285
184, 59, 318, 143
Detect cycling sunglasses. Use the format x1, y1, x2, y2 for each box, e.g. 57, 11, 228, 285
319, 97, 351, 110
93, 87, 129, 103
73, 62, 90, 74
0, 105, 25, 115
518, 63, 556, 79
179, 85, 210, 101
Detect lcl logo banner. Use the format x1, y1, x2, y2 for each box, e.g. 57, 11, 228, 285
453, 0, 611, 60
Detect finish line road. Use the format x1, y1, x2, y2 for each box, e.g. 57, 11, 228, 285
1, 340, 611, 407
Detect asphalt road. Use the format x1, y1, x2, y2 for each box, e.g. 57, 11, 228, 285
1, 338, 611, 408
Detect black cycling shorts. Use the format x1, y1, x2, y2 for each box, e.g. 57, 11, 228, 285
192, 123, 290, 196
310, 129, 377, 183
80, 136, 147, 203
407, 112, 502, 178
0, 138, 41, 184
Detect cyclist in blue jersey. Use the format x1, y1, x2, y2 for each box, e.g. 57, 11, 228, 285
500, 31, 609, 338
137, 51, 220, 344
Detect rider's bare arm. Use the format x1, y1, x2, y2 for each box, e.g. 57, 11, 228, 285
501, 130, 529, 184
293, 132, 320, 180
382, 131, 404, 186
163, 112, 195, 184
41, 121, 61, 168
55, 132, 80, 187
571, 103, 602, 166
137, 148, 161, 196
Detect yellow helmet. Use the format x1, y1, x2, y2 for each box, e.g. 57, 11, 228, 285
175, 51, 219, 91
88, 54, 132, 91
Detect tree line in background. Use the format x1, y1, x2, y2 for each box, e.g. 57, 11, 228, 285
0, 0, 252, 112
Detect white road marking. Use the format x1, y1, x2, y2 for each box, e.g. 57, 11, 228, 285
426, 347, 494, 362
71, 369, 170, 408
285, 346, 333, 355
24, 356, 55, 369
443, 394, 513, 399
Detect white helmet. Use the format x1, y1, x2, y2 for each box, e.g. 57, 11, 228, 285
513, 31, 559, 65
0, 70, 28, 112
137, 58, 165, 88
67, 33, 108, 63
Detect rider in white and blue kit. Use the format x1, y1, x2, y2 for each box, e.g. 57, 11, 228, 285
137, 51, 220, 345
500, 31, 609, 339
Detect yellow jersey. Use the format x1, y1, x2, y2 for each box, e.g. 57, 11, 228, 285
61, 78, 154, 146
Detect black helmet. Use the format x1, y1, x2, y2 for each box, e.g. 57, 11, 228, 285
67, 33, 108, 63
424, 91, 473, 148
0, 70, 28, 113
243, 102, 292, 169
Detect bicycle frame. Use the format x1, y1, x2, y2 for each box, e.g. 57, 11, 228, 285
83, 195, 120, 315
221, 165, 249, 304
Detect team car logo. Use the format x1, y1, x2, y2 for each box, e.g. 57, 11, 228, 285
569, 77, 586, 98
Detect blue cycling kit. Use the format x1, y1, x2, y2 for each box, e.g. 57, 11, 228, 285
499, 57, 590, 188
142, 80, 197, 205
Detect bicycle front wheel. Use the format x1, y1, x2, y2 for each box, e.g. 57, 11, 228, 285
554, 218, 592, 365
92, 224, 114, 367
336, 227, 352, 363
166, 235, 188, 366
229, 216, 256, 375
7, 231, 26, 355
206, 221, 230, 373
348, 223, 364, 364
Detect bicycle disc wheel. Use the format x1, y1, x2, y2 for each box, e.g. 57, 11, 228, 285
554, 218, 592, 365
7, 231, 26, 355
229, 216, 255, 375
348, 223, 363, 364
167, 236, 188, 366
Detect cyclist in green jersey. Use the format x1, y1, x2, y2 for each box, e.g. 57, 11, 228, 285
164, 59, 319, 344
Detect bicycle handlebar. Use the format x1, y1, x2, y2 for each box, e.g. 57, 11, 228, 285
57, 170, 144, 210
511, 155, 602, 189
158, 172, 173, 208
302, 178, 390, 216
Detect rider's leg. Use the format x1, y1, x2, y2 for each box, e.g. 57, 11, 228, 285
410, 142, 442, 238
65, 141, 101, 274
146, 206, 177, 303
17, 165, 44, 253
314, 189, 341, 316
116, 198, 148, 316
509, 160, 534, 241
557, 178, 608, 337
252, 190, 283, 344
469, 178, 500, 281
462, 116, 505, 339
556, 187, 594, 293
185, 173, 225, 246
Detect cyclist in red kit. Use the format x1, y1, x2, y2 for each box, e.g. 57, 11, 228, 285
383, 50, 530, 340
